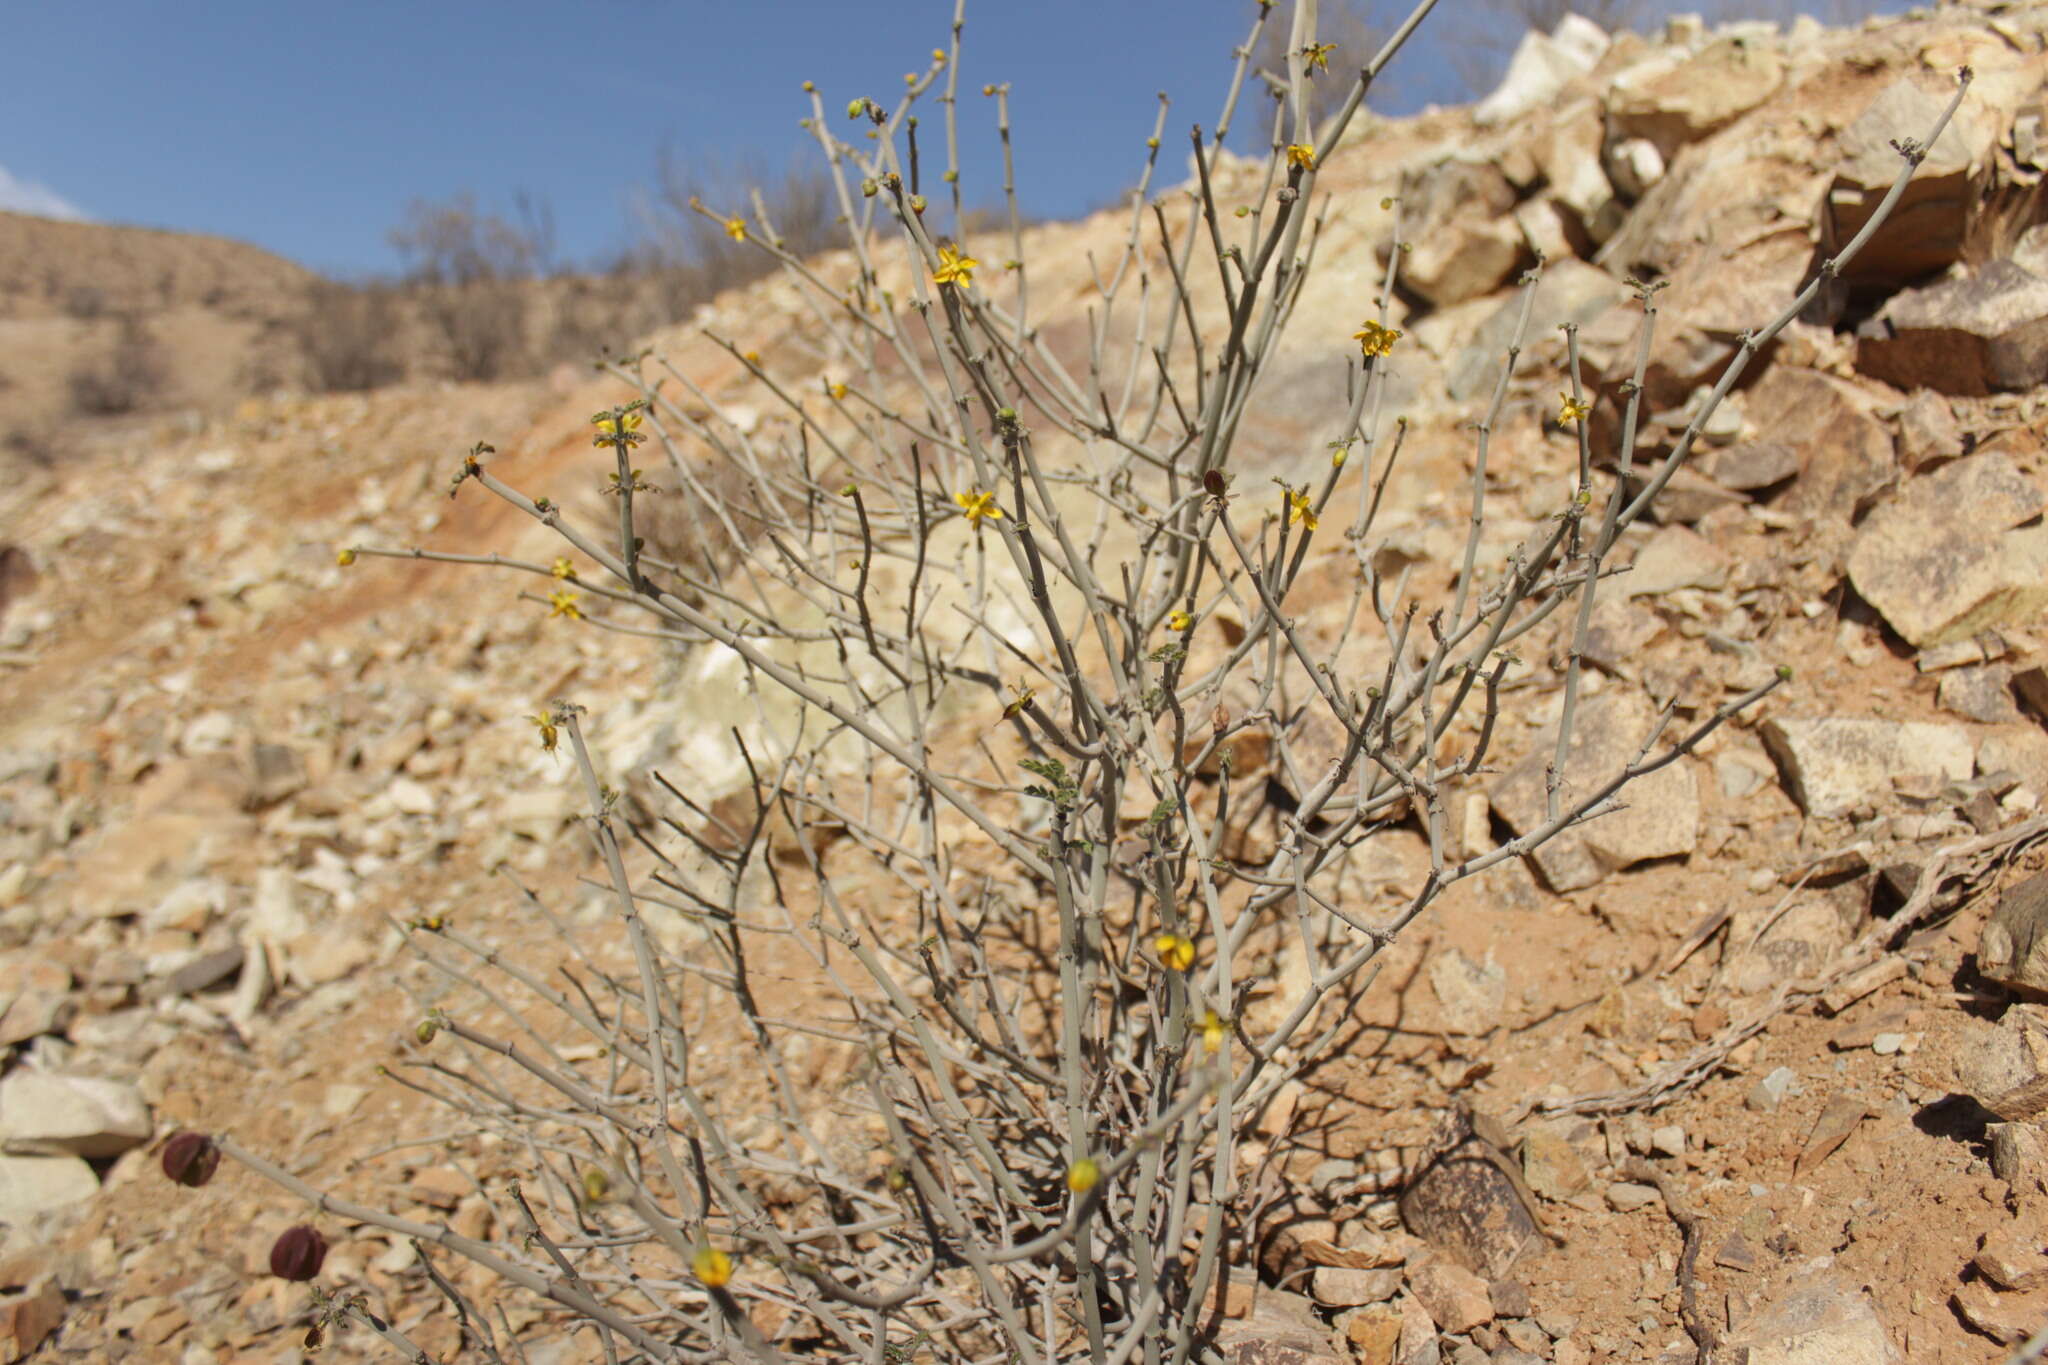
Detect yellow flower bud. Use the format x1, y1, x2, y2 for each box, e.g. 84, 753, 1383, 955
336, 548, 356, 566
1066, 1158, 1099, 1194
693, 1246, 734, 1287
581, 1167, 610, 1205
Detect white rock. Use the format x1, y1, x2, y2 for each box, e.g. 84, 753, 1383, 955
1720, 1277, 1900, 1363
178, 711, 239, 756
0, 1072, 153, 1157
1606, 137, 1666, 199
248, 866, 309, 943
1475, 19, 1607, 127
1761, 717, 1974, 819
0, 1153, 100, 1218
1626, 525, 1731, 596
1428, 947, 1507, 1035
388, 777, 437, 816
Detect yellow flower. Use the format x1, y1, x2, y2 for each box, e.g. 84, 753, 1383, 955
1066, 1158, 1100, 1194
1167, 609, 1194, 632
547, 590, 584, 620
336, 548, 356, 567
692, 1246, 734, 1288
1154, 933, 1195, 972
1286, 144, 1316, 171
1302, 41, 1335, 72
828, 381, 848, 400
532, 712, 559, 753
743, 350, 761, 366
955, 489, 1002, 524
1353, 320, 1402, 358
1201, 1010, 1228, 1054
724, 217, 747, 242
933, 244, 979, 288
1557, 391, 1592, 425
580, 1167, 608, 1205
591, 411, 645, 448
1287, 488, 1318, 533
550, 557, 576, 580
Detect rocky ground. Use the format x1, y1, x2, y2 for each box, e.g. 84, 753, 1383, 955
4, 1, 2048, 1361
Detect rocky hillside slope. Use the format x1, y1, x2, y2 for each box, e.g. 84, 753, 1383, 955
1, 1, 2047, 1361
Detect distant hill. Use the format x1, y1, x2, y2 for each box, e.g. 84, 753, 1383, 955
0, 209, 753, 464
0, 211, 318, 322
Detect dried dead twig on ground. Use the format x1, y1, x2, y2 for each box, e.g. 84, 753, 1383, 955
1623, 1156, 1718, 1364
1535, 806, 2040, 1122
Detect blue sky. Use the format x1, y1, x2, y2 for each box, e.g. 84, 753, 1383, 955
0, 1, 1862, 279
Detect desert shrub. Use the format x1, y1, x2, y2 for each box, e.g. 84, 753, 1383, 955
388, 193, 550, 382
66, 314, 169, 415
292, 280, 407, 393
177, 7, 1969, 1362
61, 284, 106, 320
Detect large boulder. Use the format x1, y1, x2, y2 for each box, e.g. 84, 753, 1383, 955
1761, 716, 1973, 818
1446, 259, 1628, 402
1822, 78, 2001, 288
1386, 159, 1528, 307
1491, 690, 1699, 891
1846, 452, 2048, 648
1856, 259, 2048, 396
1534, 101, 1624, 246
1719, 1278, 1900, 1364
1741, 367, 1894, 526
1606, 36, 1787, 163
1474, 15, 1609, 127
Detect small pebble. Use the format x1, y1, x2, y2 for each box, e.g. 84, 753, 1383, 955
1871, 1032, 1905, 1056
1746, 1065, 1797, 1113
1608, 1181, 1661, 1212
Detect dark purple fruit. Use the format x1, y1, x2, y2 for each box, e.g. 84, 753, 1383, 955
269, 1225, 327, 1281
160, 1132, 220, 1188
